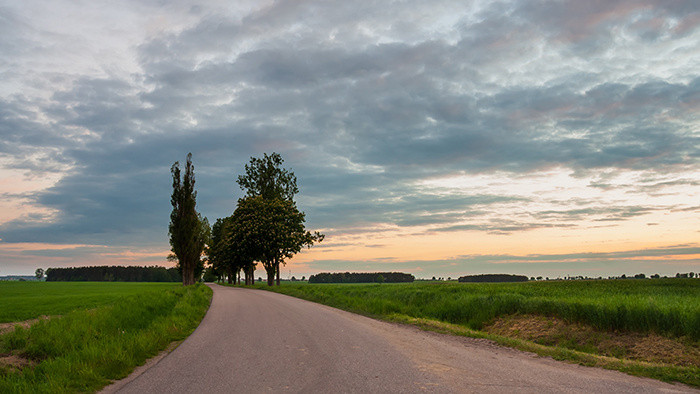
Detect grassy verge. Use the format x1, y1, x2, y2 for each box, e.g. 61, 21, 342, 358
0, 283, 212, 393
243, 280, 699, 387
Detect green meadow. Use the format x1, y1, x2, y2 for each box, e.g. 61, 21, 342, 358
0, 282, 181, 323
0, 282, 212, 393
251, 278, 700, 386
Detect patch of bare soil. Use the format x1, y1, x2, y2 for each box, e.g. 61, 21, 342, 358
0, 315, 52, 336
484, 314, 700, 367
0, 353, 34, 371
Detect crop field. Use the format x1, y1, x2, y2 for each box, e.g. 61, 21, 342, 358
0, 282, 212, 393
253, 278, 700, 386
0, 282, 180, 323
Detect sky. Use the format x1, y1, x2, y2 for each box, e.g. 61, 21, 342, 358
0, 0, 698, 279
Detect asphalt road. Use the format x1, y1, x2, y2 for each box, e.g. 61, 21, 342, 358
106, 284, 695, 393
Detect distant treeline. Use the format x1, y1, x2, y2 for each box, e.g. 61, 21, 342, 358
308, 272, 414, 283
458, 274, 529, 283
46, 266, 182, 282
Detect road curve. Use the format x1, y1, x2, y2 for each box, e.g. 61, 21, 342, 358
107, 284, 695, 393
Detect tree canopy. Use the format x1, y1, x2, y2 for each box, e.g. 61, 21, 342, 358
237, 152, 298, 201
233, 196, 322, 286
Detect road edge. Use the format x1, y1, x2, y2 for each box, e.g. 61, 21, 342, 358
99, 284, 216, 393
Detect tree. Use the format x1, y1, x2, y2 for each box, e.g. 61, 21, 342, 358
169, 153, 210, 286
235, 153, 323, 285
212, 215, 257, 285
35, 268, 44, 280
209, 218, 234, 284
234, 196, 322, 286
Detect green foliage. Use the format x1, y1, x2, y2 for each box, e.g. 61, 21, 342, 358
201, 266, 218, 282
209, 216, 256, 285
45, 266, 181, 282
308, 272, 414, 283
234, 196, 323, 285
255, 279, 700, 340
458, 274, 528, 282
237, 152, 298, 201
0, 283, 212, 392
169, 153, 209, 285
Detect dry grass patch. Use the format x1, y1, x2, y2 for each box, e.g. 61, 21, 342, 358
0, 353, 34, 372
0, 316, 53, 336
484, 314, 699, 367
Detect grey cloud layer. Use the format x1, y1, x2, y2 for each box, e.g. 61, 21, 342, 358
0, 0, 698, 247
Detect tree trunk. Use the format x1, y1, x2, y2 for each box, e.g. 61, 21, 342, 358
266, 264, 275, 286
276, 262, 280, 286
182, 263, 195, 286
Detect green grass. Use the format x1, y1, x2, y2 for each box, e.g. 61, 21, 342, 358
0, 283, 212, 393
0, 282, 181, 323
245, 279, 699, 387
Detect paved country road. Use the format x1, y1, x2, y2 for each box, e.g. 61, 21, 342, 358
105, 284, 696, 393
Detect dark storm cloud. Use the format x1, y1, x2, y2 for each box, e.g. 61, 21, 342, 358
0, 0, 698, 249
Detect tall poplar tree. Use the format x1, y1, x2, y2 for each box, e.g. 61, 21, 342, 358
169, 153, 209, 285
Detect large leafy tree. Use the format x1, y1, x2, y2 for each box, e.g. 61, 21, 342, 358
234, 196, 322, 286
236, 153, 322, 285
169, 153, 210, 286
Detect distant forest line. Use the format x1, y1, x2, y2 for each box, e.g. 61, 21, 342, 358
308, 272, 415, 283
46, 266, 181, 282
43, 266, 698, 283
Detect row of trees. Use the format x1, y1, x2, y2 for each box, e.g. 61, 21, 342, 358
308, 272, 415, 283
458, 274, 529, 283
46, 266, 181, 282
169, 152, 323, 286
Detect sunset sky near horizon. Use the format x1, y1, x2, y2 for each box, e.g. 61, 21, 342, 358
1, 0, 698, 278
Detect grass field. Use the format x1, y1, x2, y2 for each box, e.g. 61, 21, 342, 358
0, 282, 212, 393
249, 279, 699, 386
0, 282, 181, 323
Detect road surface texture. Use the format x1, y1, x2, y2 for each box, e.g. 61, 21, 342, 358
106, 284, 695, 393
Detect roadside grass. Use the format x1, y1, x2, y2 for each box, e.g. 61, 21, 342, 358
0, 283, 212, 393
244, 279, 699, 387
0, 282, 181, 323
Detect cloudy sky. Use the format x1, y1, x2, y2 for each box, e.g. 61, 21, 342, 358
1, 0, 698, 278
